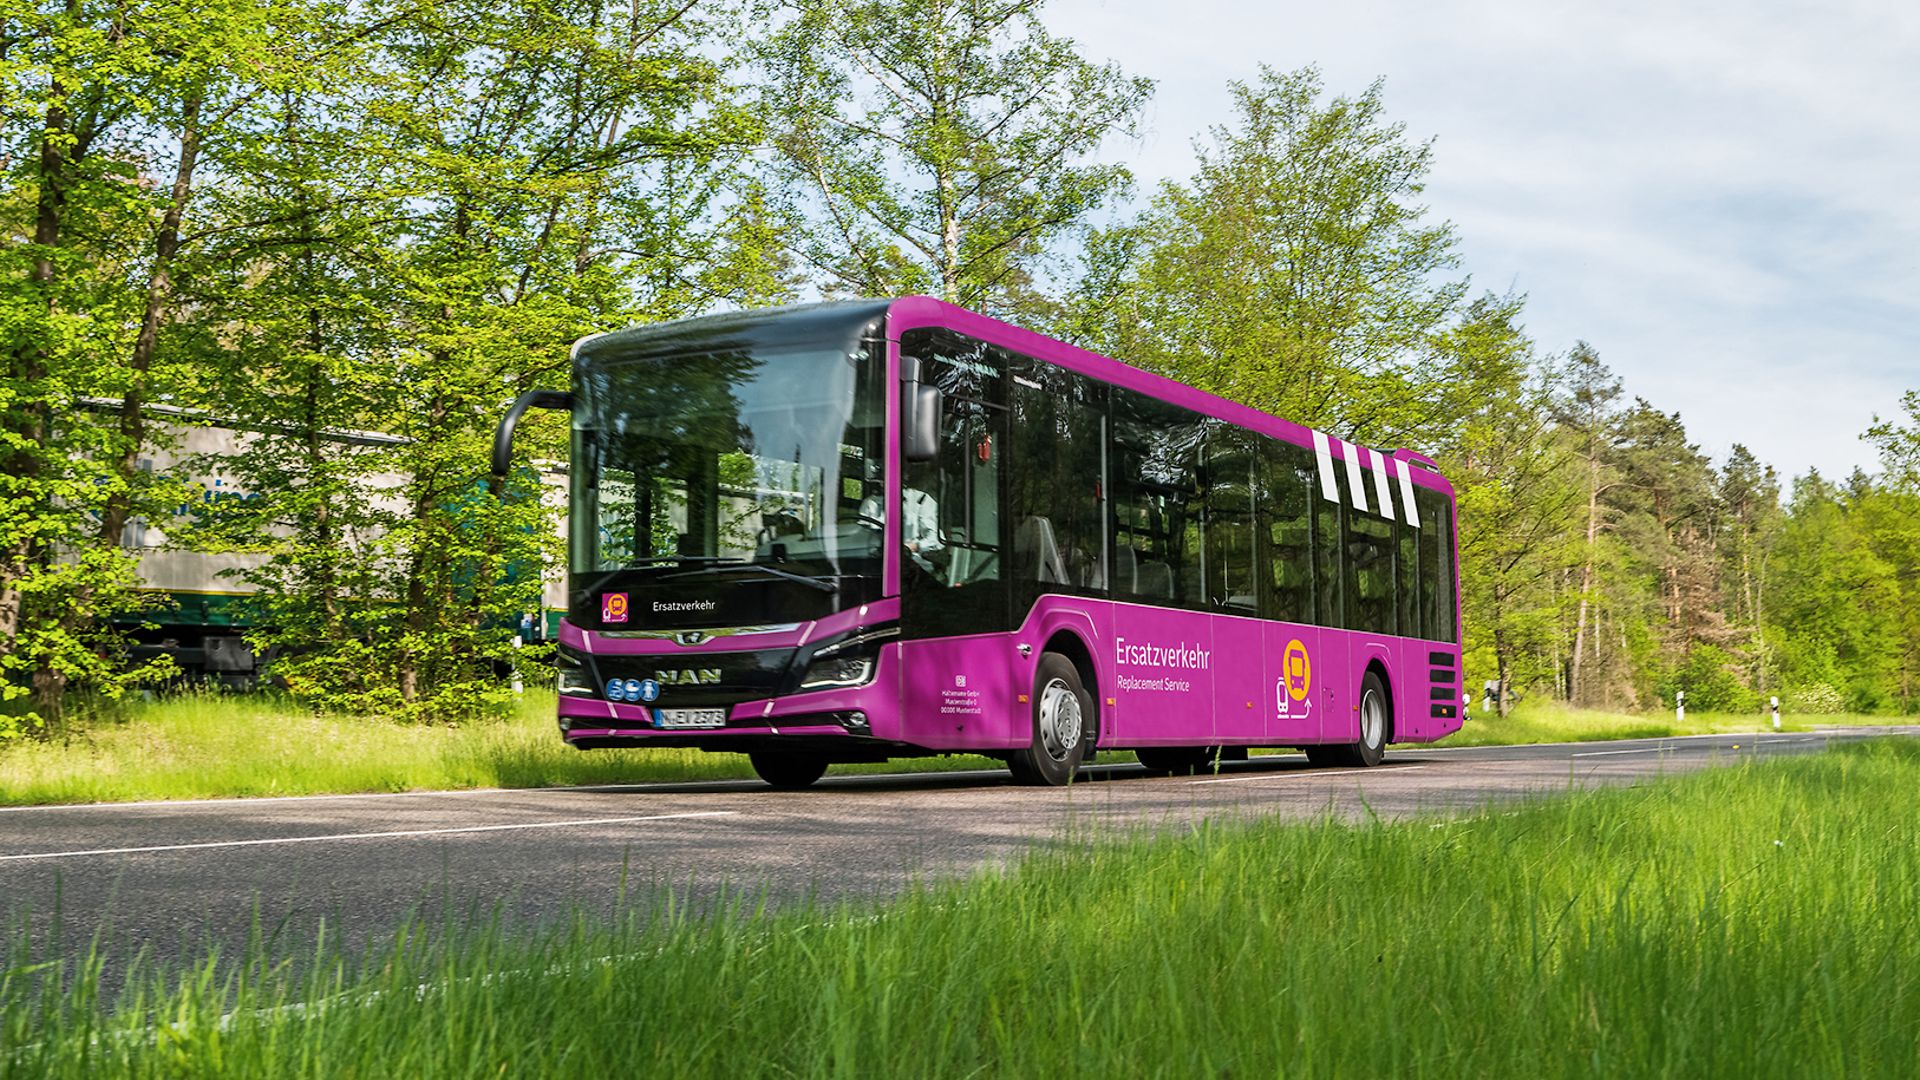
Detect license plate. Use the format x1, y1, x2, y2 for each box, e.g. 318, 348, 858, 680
656, 708, 727, 729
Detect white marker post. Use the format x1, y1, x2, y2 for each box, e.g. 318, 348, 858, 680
510, 634, 525, 696
1675, 689, 1685, 726
1771, 695, 1781, 731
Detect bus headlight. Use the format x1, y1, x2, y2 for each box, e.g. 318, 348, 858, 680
557, 647, 596, 696
797, 627, 894, 691
799, 654, 875, 690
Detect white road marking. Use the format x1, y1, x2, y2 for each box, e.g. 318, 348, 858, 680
1571, 747, 1668, 757
0, 811, 737, 863
1190, 765, 1429, 785
0, 780, 773, 814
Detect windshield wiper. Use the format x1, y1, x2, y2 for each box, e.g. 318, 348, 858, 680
624, 556, 740, 567
658, 563, 839, 593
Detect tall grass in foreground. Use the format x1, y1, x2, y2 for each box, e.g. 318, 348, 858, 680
6, 740, 1918, 1077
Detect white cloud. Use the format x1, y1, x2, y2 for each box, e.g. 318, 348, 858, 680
1051, 0, 1920, 477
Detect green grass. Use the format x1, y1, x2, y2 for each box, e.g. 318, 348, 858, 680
6, 739, 1918, 1076
1437, 699, 1910, 747
3, 690, 1911, 807
0, 690, 1008, 807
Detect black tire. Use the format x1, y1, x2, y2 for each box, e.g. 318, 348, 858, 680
1307, 670, 1390, 768
749, 751, 830, 789
1135, 746, 1223, 775
1007, 653, 1093, 786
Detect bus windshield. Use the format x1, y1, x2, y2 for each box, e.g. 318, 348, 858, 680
569, 337, 886, 630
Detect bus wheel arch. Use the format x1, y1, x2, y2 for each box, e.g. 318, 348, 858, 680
1364, 658, 1396, 747
1307, 663, 1390, 769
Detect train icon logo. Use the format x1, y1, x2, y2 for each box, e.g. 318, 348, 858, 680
1275, 639, 1313, 720
601, 592, 629, 624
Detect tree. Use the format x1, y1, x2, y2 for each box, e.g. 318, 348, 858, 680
1067, 66, 1468, 451
1550, 344, 1623, 707
0, 0, 288, 726
1452, 317, 1583, 717
759, 0, 1151, 317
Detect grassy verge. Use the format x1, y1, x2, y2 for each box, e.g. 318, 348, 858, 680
7, 739, 1918, 1076
0, 690, 1008, 807
3, 691, 1911, 807
1438, 700, 1909, 747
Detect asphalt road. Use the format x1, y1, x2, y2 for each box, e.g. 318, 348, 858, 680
4, 727, 1913, 972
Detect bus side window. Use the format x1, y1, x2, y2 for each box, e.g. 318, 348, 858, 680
1009, 357, 1108, 605
1344, 505, 1395, 636
1112, 389, 1202, 608
1314, 465, 1344, 629
1262, 442, 1313, 623
1203, 426, 1256, 614
1397, 512, 1419, 638
1415, 487, 1456, 643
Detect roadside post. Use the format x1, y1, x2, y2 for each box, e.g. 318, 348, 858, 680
1676, 689, 1685, 725
1771, 695, 1780, 731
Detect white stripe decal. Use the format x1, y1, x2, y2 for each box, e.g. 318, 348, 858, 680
1311, 430, 1340, 503
1341, 440, 1370, 513
1368, 447, 1396, 522
1395, 458, 1421, 528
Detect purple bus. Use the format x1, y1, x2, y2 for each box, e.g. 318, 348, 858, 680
491, 297, 1462, 788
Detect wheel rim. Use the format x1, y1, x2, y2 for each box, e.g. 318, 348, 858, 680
1037, 677, 1082, 762
1361, 687, 1385, 750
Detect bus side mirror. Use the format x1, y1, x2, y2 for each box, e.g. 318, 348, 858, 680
901, 354, 941, 462
492, 389, 573, 478
906, 384, 942, 462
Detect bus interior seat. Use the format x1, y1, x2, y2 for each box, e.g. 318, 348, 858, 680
1134, 558, 1173, 599
1016, 515, 1068, 584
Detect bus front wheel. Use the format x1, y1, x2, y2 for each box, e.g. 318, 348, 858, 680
1307, 670, 1389, 768
749, 751, 829, 789
1007, 653, 1091, 786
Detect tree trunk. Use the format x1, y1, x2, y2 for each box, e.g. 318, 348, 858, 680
1569, 458, 1600, 707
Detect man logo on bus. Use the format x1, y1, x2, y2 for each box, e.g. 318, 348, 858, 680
1276, 639, 1313, 720
602, 592, 629, 624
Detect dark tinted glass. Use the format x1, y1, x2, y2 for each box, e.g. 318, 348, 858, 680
1415, 487, 1457, 643
1009, 355, 1109, 610
1397, 515, 1419, 637
1345, 509, 1396, 635
1203, 425, 1257, 614
1263, 441, 1315, 623
900, 328, 1011, 638
1314, 470, 1345, 629
1112, 389, 1205, 609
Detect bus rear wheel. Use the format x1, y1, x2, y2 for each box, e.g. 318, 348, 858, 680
1007, 653, 1092, 786
1307, 670, 1389, 768
1135, 746, 1222, 775
749, 751, 829, 789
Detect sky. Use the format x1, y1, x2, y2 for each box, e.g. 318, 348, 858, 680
1051, 0, 1920, 481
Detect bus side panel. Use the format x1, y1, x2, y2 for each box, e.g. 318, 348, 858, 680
1263, 622, 1322, 745
1110, 604, 1216, 747
897, 636, 1018, 750
1212, 615, 1265, 744
1317, 631, 1354, 744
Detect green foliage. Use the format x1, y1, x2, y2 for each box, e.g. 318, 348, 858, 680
1663, 644, 1753, 712
759, 0, 1151, 317
1066, 65, 1467, 449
